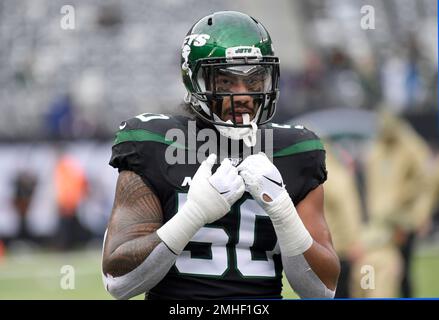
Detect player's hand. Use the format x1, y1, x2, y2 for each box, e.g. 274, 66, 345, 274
188, 154, 244, 224
237, 152, 286, 207
238, 153, 313, 257
157, 154, 244, 255
209, 157, 245, 207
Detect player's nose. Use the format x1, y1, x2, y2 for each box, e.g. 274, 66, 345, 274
231, 80, 252, 103
230, 80, 248, 94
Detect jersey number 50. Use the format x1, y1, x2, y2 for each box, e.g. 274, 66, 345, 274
175, 193, 279, 278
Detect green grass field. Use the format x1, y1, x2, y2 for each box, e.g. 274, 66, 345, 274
0, 245, 438, 299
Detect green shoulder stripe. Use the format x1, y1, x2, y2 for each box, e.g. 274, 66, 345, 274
114, 129, 187, 149
273, 139, 325, 157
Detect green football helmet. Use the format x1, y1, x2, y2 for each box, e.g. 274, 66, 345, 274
181, 11, 280, 142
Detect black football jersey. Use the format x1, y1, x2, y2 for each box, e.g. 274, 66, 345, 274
109, 113, 327, 299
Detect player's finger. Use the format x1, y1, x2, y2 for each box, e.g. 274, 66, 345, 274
232, 175, 244, 188
216, 157, 233, 175
235, 181, 246, 197
196, 154, 217, 177
205, 153, 217, 167
237, 155, 255, 172
239, 169, 252, 183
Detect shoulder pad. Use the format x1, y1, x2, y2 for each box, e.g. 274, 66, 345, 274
267, 123, 325, 158
113, 113, 189, 146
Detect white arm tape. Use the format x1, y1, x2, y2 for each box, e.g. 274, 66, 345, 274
156, 199, 206, 255
265, 191, 313, 257
283, 254, 336, 299
102, 242, 177, 300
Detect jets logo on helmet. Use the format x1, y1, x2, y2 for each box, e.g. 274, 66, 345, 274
226, 46, 262, 60
181, 34, 210, 76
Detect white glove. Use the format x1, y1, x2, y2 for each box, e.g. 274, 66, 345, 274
157, 154, 245, 254
209, 157, 245, 207
238, 152, 313, 257
237, 152, 285, 206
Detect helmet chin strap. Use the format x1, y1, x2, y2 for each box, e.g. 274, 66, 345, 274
242, 114, 258, 147
214, 113, 258, 148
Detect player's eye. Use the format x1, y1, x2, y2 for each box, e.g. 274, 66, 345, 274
216, 77, 235, 90
244, 76, 263, 91
245, 78, 258, 86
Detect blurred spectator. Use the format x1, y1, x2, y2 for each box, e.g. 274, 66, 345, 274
96, 3, 123, 29
352, 112, 432, 297
324, 48, 365, 110
0, 240, 4, 262
381, 34, 434, 114
324, 143, 364, 298
355, 55, 382, 110
45, 93, 75, 138
12, 171, 38, 241
53, 146, 89, 250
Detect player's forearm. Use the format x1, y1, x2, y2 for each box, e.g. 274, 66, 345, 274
302, 241, 340, 291
265, 190, 339, 297
103, 232, 162, 277
276, 227, 339, 297
282, 250, 338, 299
103, 240, 177, 300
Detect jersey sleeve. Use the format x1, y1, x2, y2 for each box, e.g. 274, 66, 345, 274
108, 114, 179, 196
299, 146, 327, 199
272, 125, 328, 204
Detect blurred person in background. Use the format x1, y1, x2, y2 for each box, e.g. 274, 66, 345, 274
324, 48, 365, 110
381, 34, 434, 115
352, 112, 432, 297
12, 171, 38, 242
324, 143, 365, 298
53, 145, 89, 250
399, 151, 439, 297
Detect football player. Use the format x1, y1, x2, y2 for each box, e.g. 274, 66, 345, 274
102, 11, 340, 299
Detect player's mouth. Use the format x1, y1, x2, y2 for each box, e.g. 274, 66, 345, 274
224, 108, 253, 124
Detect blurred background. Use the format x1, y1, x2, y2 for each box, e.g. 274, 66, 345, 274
0, 0, 437, 299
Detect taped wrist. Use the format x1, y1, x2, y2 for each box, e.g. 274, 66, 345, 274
157, 190, 229, 255
265, 191, 313, 256
156, 199, 205, 254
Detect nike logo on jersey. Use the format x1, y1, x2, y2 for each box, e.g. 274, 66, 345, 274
262, 175, 283, 187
